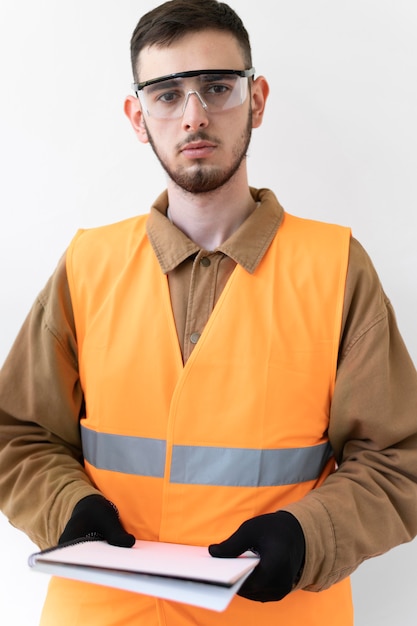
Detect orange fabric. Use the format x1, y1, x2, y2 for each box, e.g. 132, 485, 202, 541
43, 211, 353, 625
40, 577, 353, 626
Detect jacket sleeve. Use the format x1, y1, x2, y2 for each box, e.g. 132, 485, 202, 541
284, 238, 417, 591
0, 255, 100, 549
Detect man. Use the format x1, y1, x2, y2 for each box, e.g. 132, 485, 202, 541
0, 1, 416, 624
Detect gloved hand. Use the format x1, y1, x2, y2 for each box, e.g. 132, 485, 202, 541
58, 494, 135, 548
209, 511, 305, 602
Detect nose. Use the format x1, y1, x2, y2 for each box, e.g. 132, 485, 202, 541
181, 90, 209, 131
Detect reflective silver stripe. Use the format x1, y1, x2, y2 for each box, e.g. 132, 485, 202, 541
81, 426, 333, 486
81, 427, 166, 477
170, 442, 333, 487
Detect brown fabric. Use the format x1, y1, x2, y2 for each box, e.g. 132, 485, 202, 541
147, 188, 282, 361
0, 188, 416, 592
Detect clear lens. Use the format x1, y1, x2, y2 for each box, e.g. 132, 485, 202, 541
138, 72, 250, 119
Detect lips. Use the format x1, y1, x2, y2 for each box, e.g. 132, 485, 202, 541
180, 140, 217, 159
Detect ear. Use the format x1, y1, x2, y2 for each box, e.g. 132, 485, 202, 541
250, 75, 269, 129
124, 95, 149, 144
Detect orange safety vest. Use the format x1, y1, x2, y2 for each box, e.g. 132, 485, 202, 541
41, 211, 353, 625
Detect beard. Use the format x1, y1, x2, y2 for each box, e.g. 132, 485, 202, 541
144, 109, 253, 194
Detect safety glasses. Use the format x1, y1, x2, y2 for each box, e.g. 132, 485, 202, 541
132, 68, 255, 119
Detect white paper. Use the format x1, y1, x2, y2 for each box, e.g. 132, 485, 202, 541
29, 540, 259, 612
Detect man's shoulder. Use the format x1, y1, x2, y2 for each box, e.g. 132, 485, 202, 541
282, 211, 350, 233
77, 213, 148, 239
69, 214, 149, 253
279, 212, 351, 256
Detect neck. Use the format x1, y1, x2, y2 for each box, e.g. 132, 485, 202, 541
166, 172, 256, 250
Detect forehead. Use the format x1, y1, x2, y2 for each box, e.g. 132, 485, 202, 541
137, 30, 246, 83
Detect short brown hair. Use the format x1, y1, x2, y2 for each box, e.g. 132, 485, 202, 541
130, 0, 252, 81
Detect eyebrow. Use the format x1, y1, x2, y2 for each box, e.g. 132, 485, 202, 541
145, 73, 239, 93
145, 79, 183, 94
200, 73, 239, 82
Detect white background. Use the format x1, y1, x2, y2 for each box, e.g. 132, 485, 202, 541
0, 1, 416, 624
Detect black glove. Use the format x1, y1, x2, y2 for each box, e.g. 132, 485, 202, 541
58, 494, 135, 548
209, 511, 305, 602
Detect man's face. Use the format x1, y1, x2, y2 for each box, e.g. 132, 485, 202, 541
128, 30, 262, 194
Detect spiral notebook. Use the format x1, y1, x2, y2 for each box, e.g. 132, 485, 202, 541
29, 539, 259, 612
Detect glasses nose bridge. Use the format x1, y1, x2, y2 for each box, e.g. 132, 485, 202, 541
181, 89, 208, 116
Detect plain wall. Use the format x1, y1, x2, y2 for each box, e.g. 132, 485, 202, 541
0, 1, 416, 624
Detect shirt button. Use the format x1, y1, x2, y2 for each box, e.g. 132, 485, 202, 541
190, 332, 201, 344
200, 256, 211, 267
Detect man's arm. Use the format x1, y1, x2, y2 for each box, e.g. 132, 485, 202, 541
0, 255, 99, 549
283, 238, 417, 590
